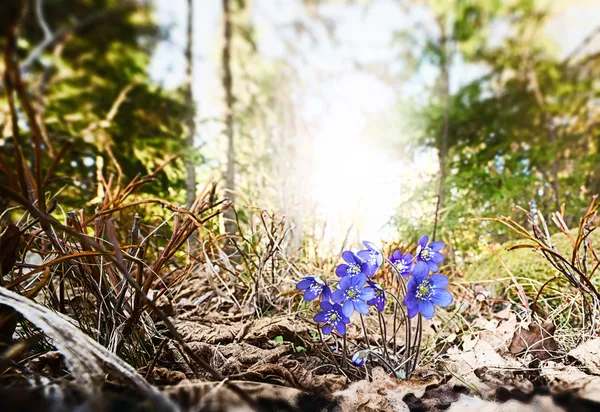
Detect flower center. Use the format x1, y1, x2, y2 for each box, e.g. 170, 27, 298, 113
420, 247, 433, 261
327, 311, 339, 324
395, 260, 408, 272
416, 281, 432, 299
375, 289, 383, 297
347, 289, 356, 298
309, 283, 323, 293
347, 263, 360, 276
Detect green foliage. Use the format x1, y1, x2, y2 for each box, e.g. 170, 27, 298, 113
1, 0, 192, 211
390, 0, 600, 255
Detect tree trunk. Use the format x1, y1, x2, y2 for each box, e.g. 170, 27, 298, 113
432, 16, 450, 242
222, 0, 236, 240
184, 0, 197, 210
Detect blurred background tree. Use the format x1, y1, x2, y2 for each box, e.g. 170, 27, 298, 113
1, 0, 191, 212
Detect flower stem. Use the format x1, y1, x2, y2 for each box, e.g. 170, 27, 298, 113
318, 328, 344, 376
377, 311, 391, 362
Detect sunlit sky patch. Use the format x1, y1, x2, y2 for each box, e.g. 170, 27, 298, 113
149, 0, 600, 246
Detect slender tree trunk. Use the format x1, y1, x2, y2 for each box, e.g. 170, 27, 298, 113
432, 17, 450, 242
222, 0, 236, 238
184, 0, 197, 210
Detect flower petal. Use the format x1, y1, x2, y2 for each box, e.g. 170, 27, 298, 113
320, 301, 333, 311
314, 311, 328, 322
429, 274, 449, 288
296, 278, 312, 290
418, 235, 429, 248
391, 250, 402, 262
407, 305, 419, 318
404, 293, 418, 308
342, 300, 354, 317
427, 262, 439, 272
377, 300, 385, 311
322, 324, 333, 335
342, 251, 356, 264
331, 289, 345, 303
339, 275, 352, 290
354, 274, 367, 288
336, 322, 346, 335
418, 300, 435, 319
431, 253, 444, 264
429, 241, 445, 252
336, 264, 349, 277
322, 285, 332, 302
304, 289, 319, 301
431, 289, 453, 307
354, 300, 369, 314
360, 288, 376, 301
363, 240, 380, 252
412, 262, 429, 281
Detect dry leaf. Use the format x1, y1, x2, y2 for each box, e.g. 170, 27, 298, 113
508, 321, 557, 360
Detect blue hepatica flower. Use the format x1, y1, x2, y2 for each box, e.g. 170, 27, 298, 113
332, 275, 376, 317
367, 280, 387, 312
296, 276, 331, 301
314, 301, 350, 335
389, 250, 413, 277
351, 350, 369, 367
357, 240, 383, 277
415, 235, 445, 272
335, 251, 369, 279
404, 262, 453, 319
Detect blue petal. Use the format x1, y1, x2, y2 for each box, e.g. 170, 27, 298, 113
431, 289, 453, 307
336, 322, 346, 335
352, 352, 365, 366
406, 277, 418, 293
359, 262, 371, 276
429, 241, 445, 252
360, 288, 376, 301
342, 300, 354, 317
322, 324, 333, 335
402, 253, 413, 262
419, 300, 435, 319
320, 301, 333, 311
336, 264, 349, 277
418, 235, 429, 248
431, 253, 444, 264
404, 293, 418, 308
354, 300, 369, 314
339, 275, 352, 290
304, 289, 319, 301
357, 250, 370, 261
342, 251, 356, 264
429, 274, 449, 288
314, 311, 328, 322
367, 297, 377, 306
390, 250, 402, 262
322, 285, 332, 301
363, 240, 380, 252
377, 300, 385, 311
296, 278, 313, 290
427, 262, 439, 272
332, 289, 345, 303
412, 262, 429, 281
407, 305, 419, 318
353, 274, 367, 288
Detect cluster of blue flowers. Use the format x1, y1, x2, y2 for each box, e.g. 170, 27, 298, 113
296, 236, 453, 336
